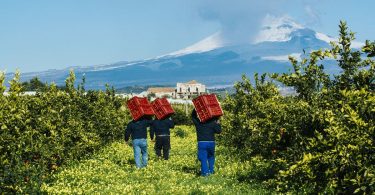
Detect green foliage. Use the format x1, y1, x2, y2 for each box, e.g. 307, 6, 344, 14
0, 72, 6, 94
0, 71, 129, 193
8, 70, 23, 96
172, 103, 194, 126
21, 77, 47, 92
65, 69, 76, 94
276, 89, 375, 193
220, 21, 375, 194
271, 49, 331, 100
331, 21, 375, 91
362, 40, 375, 57
174, 127, 189, 138
147, 92, 156, 100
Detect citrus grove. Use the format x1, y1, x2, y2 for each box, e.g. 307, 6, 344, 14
0, 22, 374, 194
41, 126, 268, 194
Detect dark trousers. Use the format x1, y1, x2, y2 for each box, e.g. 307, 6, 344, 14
155, 136, 171, 160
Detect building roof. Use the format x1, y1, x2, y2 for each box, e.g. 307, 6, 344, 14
147, 87, 175, 93
186, 80, 199, 84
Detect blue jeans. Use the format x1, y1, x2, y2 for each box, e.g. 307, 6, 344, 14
133, 139, 148, 168
198, 141, 215, 176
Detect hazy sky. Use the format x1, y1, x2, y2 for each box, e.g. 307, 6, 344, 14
0, 0, 374, 72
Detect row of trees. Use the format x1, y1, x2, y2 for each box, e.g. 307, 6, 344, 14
220, 21, 374, 193
0, 71, 129, 193
20, 76, 70, 91
0, 70, 197, 193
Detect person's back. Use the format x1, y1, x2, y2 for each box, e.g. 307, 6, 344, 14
192, 117, 221, 141
151, 118, 174, 137
151, 118, 174, 160
191, 110, 221, 176
125, 119, 151, 140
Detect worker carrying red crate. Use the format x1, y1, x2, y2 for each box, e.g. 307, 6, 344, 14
192, 94, 223, 122
191, 94, 223, 176
151, 97, 175, 120
127, 96, 155, 121
150, 98, 175, 160
125, 96, 154, 168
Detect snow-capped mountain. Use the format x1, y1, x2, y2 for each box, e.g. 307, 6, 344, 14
166, 15, 335, 56
6, 15, 345, 89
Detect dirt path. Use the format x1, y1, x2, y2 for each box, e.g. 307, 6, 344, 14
41, 126, 270, 194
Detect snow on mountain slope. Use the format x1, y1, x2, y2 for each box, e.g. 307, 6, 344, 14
166, 14, 363, 57
262, 53, 302, 62
167, 32, 226, 56
166, 15, 318, 57
315, 31, 364, 48
315, 32, 336, 43
167, 14, 306, 56
253, 15, 304, 43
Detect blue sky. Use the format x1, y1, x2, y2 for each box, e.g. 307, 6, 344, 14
0, 0, 374, 73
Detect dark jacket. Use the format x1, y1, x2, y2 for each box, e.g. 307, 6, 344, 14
191, 110, 222, 141
150, 118, 175, 140
125, 119, 152, 141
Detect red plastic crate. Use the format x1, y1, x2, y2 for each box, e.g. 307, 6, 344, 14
151, 98, 175, 120
192, 94, 223, 122
127, 96, 154, 120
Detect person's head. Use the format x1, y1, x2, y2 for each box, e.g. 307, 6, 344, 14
135, 115, 149, 122
144, 115, 153, 120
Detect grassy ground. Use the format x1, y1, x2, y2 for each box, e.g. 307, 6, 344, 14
41, 126, 271, 194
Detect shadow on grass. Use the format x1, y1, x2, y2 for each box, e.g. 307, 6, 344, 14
188, 189, 206, 195
181, 166, 201, 177
236, 167, 278, 183
127, 159, 135, 166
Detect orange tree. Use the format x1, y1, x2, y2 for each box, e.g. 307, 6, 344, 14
220, 21, 374, 194
0, 70, 128, 193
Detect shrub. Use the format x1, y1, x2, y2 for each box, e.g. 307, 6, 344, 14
172, 103, 193, 126
174, 127, 189, 138
220, 21, 375, 194
0, 70, 129, 193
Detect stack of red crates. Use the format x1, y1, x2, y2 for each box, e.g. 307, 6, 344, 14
151, 98, 175, 120
192, 94, 223, 122
127, 96, 154, 120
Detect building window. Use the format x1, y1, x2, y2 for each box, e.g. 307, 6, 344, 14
179, 87, 182, 92
188, 87, 190, 92
196, 87, 198, 92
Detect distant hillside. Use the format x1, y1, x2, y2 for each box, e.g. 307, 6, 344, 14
5, 15, 348, 90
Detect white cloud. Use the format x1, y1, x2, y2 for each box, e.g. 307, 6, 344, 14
304, 5, 321, 26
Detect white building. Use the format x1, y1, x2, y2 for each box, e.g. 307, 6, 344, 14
175, 80, 206, 99
147, 87, 176, 98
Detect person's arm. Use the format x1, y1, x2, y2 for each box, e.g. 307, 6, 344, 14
169, 117, 175, 129
191, 110, 200, 125
150, 122, 155, 140
213, 120, 222, 134
124, 122, 132, 142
